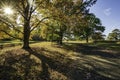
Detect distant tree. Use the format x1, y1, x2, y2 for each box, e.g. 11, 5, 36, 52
92, 32, 105, 41
75, 13, 105, 43
107, 29, 120, 41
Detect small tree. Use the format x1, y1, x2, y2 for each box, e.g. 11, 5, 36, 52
92, 32, 105, 41
107, 29, 120, 41
78, 13, 105, 43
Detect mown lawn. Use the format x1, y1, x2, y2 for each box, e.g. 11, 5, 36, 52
0, 41, 120, 80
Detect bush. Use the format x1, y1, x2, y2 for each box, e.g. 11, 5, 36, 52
31, 34, 44, 41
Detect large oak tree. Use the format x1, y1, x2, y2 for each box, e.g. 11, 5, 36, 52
0, 0, 50, 49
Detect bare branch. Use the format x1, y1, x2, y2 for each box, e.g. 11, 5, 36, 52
16, 6, 28, 20
30, 17, 49, 32
30, 1, 43, 14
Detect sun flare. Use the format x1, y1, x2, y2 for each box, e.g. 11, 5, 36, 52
4, 7, 13, 15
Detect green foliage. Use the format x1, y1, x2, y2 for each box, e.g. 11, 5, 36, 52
47, 33, 59, 41
40, 20, 61, 42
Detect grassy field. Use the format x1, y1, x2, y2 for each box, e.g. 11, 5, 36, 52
0, 41, 120, 80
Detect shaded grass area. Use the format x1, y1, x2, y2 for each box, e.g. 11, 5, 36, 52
91, 42, 120, 51
0, 40, 40, 49
0, 42, 120, 80
65, 40, 120, 51
0, 40, 39, 45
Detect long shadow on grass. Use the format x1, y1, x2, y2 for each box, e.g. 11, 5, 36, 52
0, 51, 44, 80
62, 43, 120, 79
64, 43, 120, 58
26, 48, 115, 80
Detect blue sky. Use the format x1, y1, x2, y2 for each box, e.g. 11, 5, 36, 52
90, 0, 120, 36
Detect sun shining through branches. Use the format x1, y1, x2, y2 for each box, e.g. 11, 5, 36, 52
4, 7, 13, 15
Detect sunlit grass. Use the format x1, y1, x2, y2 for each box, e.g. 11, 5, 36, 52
31, 42, 75, 59
117, 41, 120, 44
64, 40, 93, 44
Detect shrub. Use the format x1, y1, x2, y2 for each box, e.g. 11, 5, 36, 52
31, 34, 44, 41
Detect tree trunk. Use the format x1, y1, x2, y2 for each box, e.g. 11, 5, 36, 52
22, 4, 31, 49
86, 36, 89, 43
22, 20, 30, 49
59, 30, 63, 45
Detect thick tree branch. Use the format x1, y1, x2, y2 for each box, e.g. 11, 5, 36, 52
0, 30, 22, 40
28, 1, 44, 20
21, 0, 26, 9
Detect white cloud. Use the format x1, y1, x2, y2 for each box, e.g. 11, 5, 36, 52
104, 8, 111, 16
